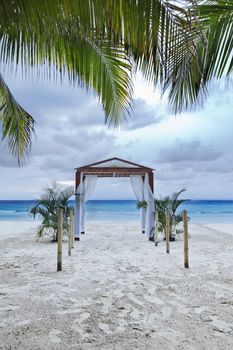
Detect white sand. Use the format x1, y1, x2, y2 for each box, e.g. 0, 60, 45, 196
0, 220, 233, 350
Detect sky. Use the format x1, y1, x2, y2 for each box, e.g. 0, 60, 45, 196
1, 71, 233, 200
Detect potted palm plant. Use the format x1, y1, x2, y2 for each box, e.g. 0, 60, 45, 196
30, 182, 74, 241
155, 189, 189, 241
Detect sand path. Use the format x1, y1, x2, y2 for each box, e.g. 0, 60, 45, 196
0, 221, 233, 349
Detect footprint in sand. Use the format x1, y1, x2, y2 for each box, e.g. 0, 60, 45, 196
143, 294, 164, 305
49, 329, 62, 344
128, 294, 145, 306
113, 289, 124, 298
98, 322, 112, 334
211, 318, 232, 333
74, 312, 90, 323
200, 312, 232, 333
147, 286, 158, 295
115, 325, 125, 333
57, 308, 80, 315
194, 306, 208, 315
161, 306, 172, 319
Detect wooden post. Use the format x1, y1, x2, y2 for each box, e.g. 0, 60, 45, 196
57, 208, 63, 271
71, 209, 74, 249
68, 214, 72, 257
165, 209, 170, 254
155, 211, 159, 246
182, 210, 189, 268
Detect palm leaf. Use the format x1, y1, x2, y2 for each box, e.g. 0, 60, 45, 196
0, 3, 133, 124
59, 186, 74, 205
0, 1, 132, 160
0, 74, 35, 164
197, 0, 233, 81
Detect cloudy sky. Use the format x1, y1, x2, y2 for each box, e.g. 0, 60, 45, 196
1, 70, 233, 200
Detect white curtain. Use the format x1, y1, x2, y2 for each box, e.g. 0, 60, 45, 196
130, 175, 146, 232
74, 174, 97, 238
74, 173, 83, 239
81, 175, 97, 232
144, 173, 155, 238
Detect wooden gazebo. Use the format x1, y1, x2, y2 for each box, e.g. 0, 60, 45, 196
75, 157, 154, 192
74, 157, 155, 241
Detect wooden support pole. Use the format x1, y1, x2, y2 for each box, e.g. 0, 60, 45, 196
155, 211, 159, 246
182, 210, 189, 268
68, 210, 73, 256
71, 209, 74, 249
57, 208, 63, 271
165, 209, 170, 254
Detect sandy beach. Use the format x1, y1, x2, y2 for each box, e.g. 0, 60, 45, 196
0, 221, 233, 350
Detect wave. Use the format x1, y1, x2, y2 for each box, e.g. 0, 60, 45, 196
189, 210, 233, 214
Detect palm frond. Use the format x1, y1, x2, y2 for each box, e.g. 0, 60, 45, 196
0, 74, 35, 164
197, 0, 233, 81
171, 188, 187, 202
0, 9, 132, 125
137, 200, 148, 209
59, 186, 74, 208
1, 0, 232, 151
0, 0, 205, 118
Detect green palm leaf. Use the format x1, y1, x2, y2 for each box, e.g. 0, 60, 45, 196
0, 74, 35, 164
0, 0, 132, 161
197, 0, 233, 81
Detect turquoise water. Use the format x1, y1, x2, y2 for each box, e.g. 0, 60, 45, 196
0, 200, 233, 224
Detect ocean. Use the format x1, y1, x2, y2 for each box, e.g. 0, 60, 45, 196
0, 200, 232, 224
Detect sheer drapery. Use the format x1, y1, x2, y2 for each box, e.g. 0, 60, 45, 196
74, 174, 97, 238
74, 173, 83, 238
75, 172, 154, 239
144, 173, 155, 238
81, 175, 97, 232
130, 175, 146, 232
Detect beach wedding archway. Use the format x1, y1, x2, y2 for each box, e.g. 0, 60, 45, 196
74, 157, 155, 241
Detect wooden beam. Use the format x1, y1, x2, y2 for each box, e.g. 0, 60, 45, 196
75, 157, 154, 170
82, 172, 147, 177
79, 167, 149, 174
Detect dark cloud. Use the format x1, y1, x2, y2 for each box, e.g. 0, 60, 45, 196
123, 98, 167, 130
155, 166, 195, 181
1, 71, 233, 199
0, 151, 19, 168
156, 139, 223, 163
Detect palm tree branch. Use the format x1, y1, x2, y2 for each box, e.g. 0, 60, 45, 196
0, 73, 35, 164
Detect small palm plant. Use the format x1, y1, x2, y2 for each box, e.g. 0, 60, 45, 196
155, 189, 189, 241
136, 200, 148, 210
30, 182, 74, 241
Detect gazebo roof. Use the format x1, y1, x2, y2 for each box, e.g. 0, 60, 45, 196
75, 157, 154, 177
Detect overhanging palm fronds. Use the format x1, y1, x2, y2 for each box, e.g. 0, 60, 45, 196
197, 0, 233, 82
88, 1, 205, 112
1, 33, 132, 124
0, 74, 35, 164
0, 0, 232, 162
0, 0, 132, 161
